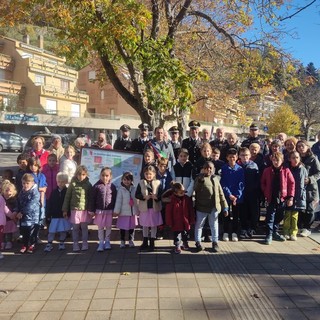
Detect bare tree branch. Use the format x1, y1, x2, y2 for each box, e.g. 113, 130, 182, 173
279, 0, 317, 21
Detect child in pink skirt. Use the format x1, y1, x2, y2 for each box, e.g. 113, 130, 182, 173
89, 167, 117, 252
1, 181, 18, 251
113, 172, 139, 248
62, 165, 92, 252
135, 165, 162, 251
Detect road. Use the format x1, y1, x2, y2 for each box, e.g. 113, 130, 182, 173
0, 152, 19, 176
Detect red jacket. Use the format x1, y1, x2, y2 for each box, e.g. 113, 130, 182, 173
165, 194, 195, 231
261, 166, 295, 203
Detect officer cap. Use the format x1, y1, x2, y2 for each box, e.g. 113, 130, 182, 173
120, 124, 131, 131
249, 123, 259, 130
188, 120, 201, 129
138, 123, 149, 130
168, 126, 179, 133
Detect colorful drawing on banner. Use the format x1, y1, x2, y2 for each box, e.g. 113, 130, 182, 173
113, 157, 122, 167
94, 156, 102, 164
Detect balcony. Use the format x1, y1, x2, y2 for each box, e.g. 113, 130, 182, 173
0, 53, 14, 71
0, 79, 23, 95
40, 85, 88, 103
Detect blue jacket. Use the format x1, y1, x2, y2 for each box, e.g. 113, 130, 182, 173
288, 164, 307, 210
16, 184, 41, 226
238, 160, 260, 197
221, 163, 245, 204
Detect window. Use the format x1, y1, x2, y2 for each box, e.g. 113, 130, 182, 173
35, 74, 45, 86
100, 90, 105, 100
71, 103, 80, 117
88, 71, 96, 81
110, 108, 115, 119
0, 69, 5, 80
46, 99, 57, 114
61, 79, 69, 92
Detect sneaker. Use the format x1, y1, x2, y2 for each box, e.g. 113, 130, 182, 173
300, 229, 311, 237
247, 229, 255, 238
27, 245, 34, 254
239, 230, 248, 239
0, 252, 3, 259
97, 241, 104, 252
232, 233, 238, 242
174, 245, 181, 254
222, 233, 229, 241
20, 246, 27, 253
265, 236, 272, 245
104, 240, 111, 250
128, 240, 135, 248
284, 234, 290, 240
44, 243, 53, 252
73, 242, 80, 252
58, 242, 65, 250
290, 235, 297, 241
4, 242, 12, 250
81, 242, 88, 251
272, 232, 286, 242
181, 241, 190, 250
212, 242, 220, 253
195, 241, 205, 252
120, 240, 126, 249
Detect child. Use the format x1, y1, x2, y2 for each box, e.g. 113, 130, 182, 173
171, 148, 194, 197
165, 183, 195, 253
15, 153, 29, 194
62, 165, 92, 251
113, 172, 139, 248
193, 142, 214, 178
27, 157, 47, 234
42, 153, 59, 201
283, 151, 307, 241
156, 157, 172, 239
237, 147, 260, 238
140, 149, 157, 179
15, 174, 41, 253
2, 169, 14, 183
220, 148, 245, 242
135, 165, 162, 251
1, 181, 18, 250
59, 145, 77, 183
44, 173, 71, 252
211, 148, 225, 176
264, 139, 282, 168
261, 151, 295, 245
194, 161, 228, 252
89, 167, 117, 251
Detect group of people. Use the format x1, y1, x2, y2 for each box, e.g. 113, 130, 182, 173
0, 121, 320, 259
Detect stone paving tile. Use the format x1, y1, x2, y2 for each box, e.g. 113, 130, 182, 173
65, 299, 91, 311
183, 309, 209, 320
48, 289, 74, 300
18, 300, 46, 312
3, 290, 32, 301
207, 309, 234, 320
11, 312, 38, 320
135, 309, 159, 319
277, 308, 308, 320
112, 298, 136, 310
35, 311, 63, 320
179, 288, 201, 298
71, 289, 95, 300
109, 310, 135, 320
41, 299, 68, 312
200, 287, 225, 298
115, 287, 137, 299
93, 288, 116, 299
159, 309, 184, 320
180, 297, 205, 310
55, 280, 79, 290
85, 310, 111, 319
136, 297, 159, 310
26, 290, 52, 301
289, 295, 320, 308
203, 298, 229, 310
137, 287, 158, 298
60, 311, 87, 320
158, 287, 179, 297
159, 297, 182, 310
88, 298, 113, 311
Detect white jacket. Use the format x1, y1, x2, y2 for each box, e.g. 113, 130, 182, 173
114, 185, 139, 216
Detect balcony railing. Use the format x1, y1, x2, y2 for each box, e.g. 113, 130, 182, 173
0, 79, 23, 95
40, 85, 88, 102
0, 53, 15, 71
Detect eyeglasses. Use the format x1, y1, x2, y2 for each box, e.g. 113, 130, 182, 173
250, 129, 258, 131
171, 132, 178, 135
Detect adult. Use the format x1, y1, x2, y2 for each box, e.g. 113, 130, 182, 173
210, 127, 228, 151
296, 140, 320, 237
113, 124, 132, 151
29, 136, 50, 167
201, 128, 211, 144
241, 123, 267, 156
283, 137, 298, 165
48, 135, 65, 162
311, 131, 320, 160
168, 126, 181, 160
73, 137, 86, 165
181, 120, 202, 165
130, 123, 150, 154
92, 132, 112, 150
277, 133, 287, 148
145, 126, 176, 169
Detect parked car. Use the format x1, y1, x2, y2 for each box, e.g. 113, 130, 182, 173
0, 131, 28, 152
23, 131, 77, 153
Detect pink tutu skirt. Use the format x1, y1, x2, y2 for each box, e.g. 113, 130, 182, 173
139, 208, 163, 227
94, 210, 113, 229
3, 220, 18, 234
116, 215, 138, 230
70, 210, 90, 224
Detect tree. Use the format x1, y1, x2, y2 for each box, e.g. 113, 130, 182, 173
266, 104, 301, 137
0, 0, 302, 129
287, 63, 320, 139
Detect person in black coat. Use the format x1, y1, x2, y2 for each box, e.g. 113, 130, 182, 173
130, 123, 150, 154
113, 124, 132, 151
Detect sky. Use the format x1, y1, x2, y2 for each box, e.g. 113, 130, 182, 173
247, 0, 320, 68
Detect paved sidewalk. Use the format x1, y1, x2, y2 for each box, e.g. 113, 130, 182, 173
0, 229, 320, 320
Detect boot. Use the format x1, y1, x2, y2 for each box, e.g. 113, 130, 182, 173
149, 238, 155, 252
140, 237, 149, 251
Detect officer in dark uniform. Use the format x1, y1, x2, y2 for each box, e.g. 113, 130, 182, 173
130, 123, 150, 153
168, 126, 181, 160
241, 123, 267, 155
113, 124, 132, 151
181, 120, 202, 165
